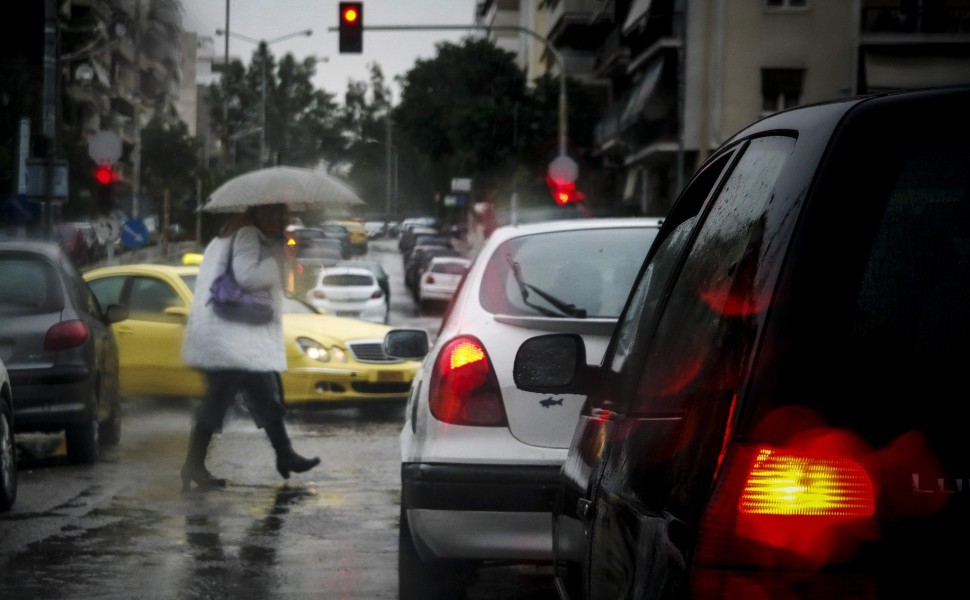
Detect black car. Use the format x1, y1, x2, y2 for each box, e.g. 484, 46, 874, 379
514, 86, 970, 600
0, 240, 128, 464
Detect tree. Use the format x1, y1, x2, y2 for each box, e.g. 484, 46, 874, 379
140, 111, 199, 231
207, 49, 344, 175
393, 38, 529, 216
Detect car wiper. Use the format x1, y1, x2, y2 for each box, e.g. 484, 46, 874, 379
506, 255, 587, 318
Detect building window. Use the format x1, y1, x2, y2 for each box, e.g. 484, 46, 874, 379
761, 68, 804, 116
766, 0, 808, 8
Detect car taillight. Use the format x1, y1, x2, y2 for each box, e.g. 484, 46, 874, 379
428, 336, 507, 426
45, 320, 90, 350
692, 443, 878, 599
371, 289, 383, 299
425, 274, 436, 284
311, 290, 327, 299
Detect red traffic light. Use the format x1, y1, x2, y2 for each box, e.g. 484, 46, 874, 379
95, 164, 114, 186
339, 2, 363, 53
546, 174, 585, 206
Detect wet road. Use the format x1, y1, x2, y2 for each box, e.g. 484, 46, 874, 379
0, 237, 557, 600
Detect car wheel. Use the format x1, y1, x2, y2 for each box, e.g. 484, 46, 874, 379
99, 397, 122, 447
66, 413, 99, 465
398, 506, 475, 600
0, 411, 17, 512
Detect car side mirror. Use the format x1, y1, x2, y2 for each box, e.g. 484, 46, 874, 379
105, 303, 129, 324
513, 333, 589, 393
384, 329, 431, 360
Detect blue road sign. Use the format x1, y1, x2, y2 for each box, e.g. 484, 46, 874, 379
120, 218, 149, 249
3, 195, 40, 226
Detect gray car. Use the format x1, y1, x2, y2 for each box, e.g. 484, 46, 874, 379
0, 240, 128, 465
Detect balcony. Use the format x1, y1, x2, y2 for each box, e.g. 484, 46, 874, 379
545, 0, 602, 44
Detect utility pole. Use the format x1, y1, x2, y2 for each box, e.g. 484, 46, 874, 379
41, 0, 60, 238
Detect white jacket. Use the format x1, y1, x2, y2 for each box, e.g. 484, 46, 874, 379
181, 225, 287, 372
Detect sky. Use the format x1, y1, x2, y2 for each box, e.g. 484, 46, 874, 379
181, 1, 482, 101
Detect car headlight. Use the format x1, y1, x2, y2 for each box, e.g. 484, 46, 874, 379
296, 337, 347, 363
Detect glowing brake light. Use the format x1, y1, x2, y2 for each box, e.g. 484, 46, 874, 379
739, 448, 874, 517
429, 336, 507, 426
692, 443, 878, 597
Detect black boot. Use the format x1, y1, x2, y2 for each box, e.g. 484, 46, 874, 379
180, 425, 227, 492
265, 420, 320, 479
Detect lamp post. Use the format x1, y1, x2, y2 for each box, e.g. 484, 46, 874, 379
215, 27, 312, 166
361, 133, 398, 225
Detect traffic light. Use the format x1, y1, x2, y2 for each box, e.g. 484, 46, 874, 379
95, 164, 114, 186
339, 2, 363, 54
546, 174, 586, 206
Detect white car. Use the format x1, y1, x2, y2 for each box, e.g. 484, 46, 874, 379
387, 217, 663, 599
305, 266, 389, 324
417, 256, 471, 310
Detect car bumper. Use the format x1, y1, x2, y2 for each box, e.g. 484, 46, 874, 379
282, 365, 414, 407
401, 462, 560, 561
8, 365, 95, 430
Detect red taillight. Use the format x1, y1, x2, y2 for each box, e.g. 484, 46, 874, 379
425, 274, 436, 285
739, 448, 874, 517
45, 320, 90, 350
429, 336, 507, 426
311, 290, 327, 299
692, 443, 878, 598
371, 289, 383, 299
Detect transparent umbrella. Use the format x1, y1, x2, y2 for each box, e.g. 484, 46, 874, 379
203, 166, 365, 214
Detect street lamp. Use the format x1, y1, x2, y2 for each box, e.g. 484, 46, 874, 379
215, 27, 313, 166
361, 134, 398, 224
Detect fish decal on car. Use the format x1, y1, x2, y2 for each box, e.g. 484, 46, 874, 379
539, 397, 564, 408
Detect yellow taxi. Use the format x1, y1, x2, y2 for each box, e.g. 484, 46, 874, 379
329, 220, 368, 255
82, 263, 419, 412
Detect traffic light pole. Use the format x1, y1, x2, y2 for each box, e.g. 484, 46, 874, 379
330, 23, 569, 158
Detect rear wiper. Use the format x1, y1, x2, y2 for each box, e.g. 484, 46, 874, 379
506, 255, 587, 318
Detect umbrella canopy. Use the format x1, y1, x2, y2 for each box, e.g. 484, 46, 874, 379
203, 166, 365, 213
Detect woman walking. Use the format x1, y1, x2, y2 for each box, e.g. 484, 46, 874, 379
179, 202, 319, 492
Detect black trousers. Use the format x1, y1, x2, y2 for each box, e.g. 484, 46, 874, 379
194, 370, 286, 432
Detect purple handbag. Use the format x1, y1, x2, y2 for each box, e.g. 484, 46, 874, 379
207, 233, 274, 324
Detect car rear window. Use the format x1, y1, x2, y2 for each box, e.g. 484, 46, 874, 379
479, 226, 658, 319
432, 262, 468, 275
0, 254, 64, 315
322, 273, 373, 286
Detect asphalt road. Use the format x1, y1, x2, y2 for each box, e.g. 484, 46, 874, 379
0, 237, 558, 600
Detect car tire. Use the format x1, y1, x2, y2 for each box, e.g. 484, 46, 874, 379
398, 506, 475, 600
0, 411, 17, 512
66, 413, 99, 465
99, 397, 122, 447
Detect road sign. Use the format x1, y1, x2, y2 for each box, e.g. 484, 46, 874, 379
3, 195, 40, 225
120, 218, 149, 249
88, 131, 122, 164
95, 216, 122, 244
25, 158, 69, 199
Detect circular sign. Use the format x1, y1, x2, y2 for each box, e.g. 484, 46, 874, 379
120, 219, 149, 249
88, 131, 122, 164
95, 216, 121, 243
547, 155, 578, 184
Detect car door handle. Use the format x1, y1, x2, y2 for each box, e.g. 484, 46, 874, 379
576, 498, 593, 519
115, 325, 135, 335
590, 407, 619, 420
